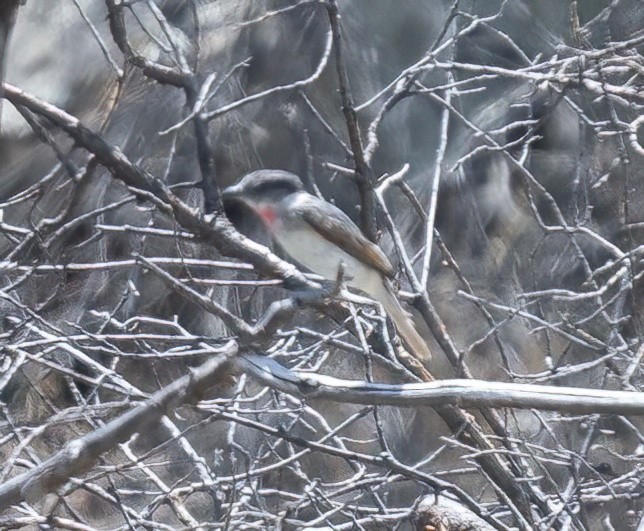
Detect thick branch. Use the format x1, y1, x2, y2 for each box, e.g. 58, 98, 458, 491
238, 354, 644, 415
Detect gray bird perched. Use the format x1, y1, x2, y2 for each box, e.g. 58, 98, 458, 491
223, 169, 431, 362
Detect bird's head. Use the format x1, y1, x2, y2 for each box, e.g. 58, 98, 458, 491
222, 169, 303, 227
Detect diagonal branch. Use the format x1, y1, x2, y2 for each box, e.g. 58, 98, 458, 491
1, 82, 318, 294
0, 342, 237, 511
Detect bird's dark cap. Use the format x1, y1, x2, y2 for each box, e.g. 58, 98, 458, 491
236, 169, 304, 193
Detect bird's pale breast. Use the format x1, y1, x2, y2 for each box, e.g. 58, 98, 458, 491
272, 221, 381, 295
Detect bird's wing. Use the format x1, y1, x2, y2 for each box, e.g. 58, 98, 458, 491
297, 195, 396, 278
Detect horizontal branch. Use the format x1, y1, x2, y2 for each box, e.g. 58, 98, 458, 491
238, 354, 644, 415
0, 342, 237, 511
0, 257, 254, 274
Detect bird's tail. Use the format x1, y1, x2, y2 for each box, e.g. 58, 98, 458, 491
369, 279, 432, 362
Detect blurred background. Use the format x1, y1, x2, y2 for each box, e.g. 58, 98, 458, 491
0, 0, 642, 529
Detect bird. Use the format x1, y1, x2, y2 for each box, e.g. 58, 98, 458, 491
222, 169, 431, 362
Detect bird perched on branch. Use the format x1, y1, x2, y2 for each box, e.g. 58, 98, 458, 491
223, 169, 431, 362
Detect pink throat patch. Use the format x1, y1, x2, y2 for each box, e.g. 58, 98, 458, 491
257, 205, 277, 226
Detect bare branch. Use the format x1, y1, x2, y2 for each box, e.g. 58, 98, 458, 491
238, 353, 644, 415
326, 0, 377, 240
0, 342, 237, 510
1, 82, 318, 292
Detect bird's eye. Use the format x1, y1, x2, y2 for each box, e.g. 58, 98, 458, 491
252, 181, 298, 195
252, 181, 274, 194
